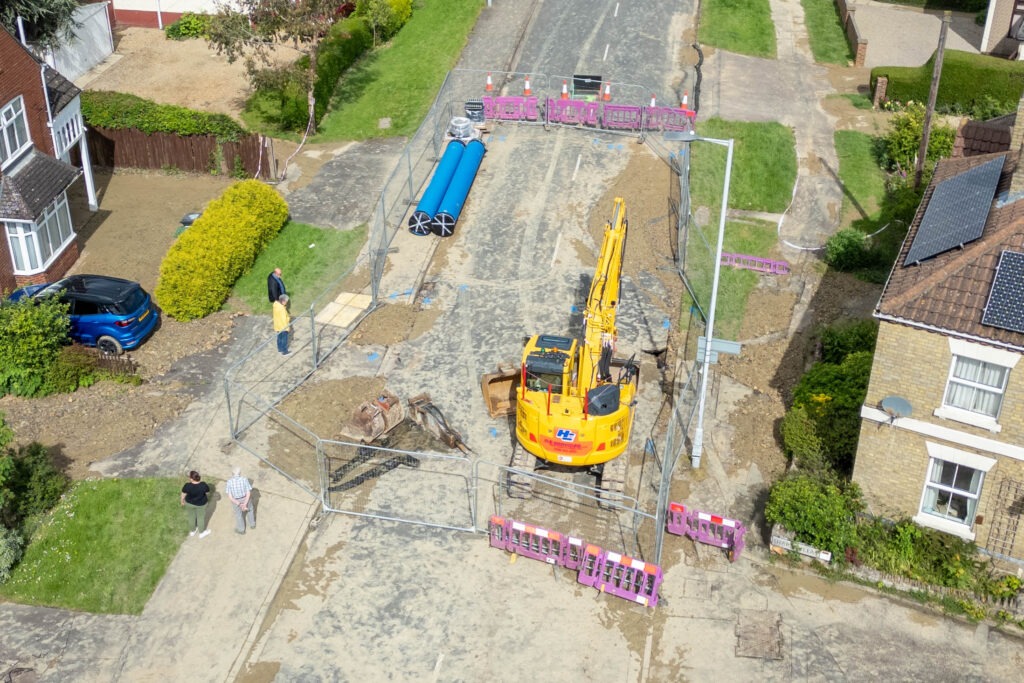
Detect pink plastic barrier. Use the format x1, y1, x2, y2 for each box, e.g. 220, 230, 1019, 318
508, 520, 563, 565
665, 502, 746, 562
602, 104, 643, 130
576, 544, 605, 588
720, 252, 790, 275
595, 550, 663, 607
560, 534, 587, 570
488, 515, 510, 550
480, 96, 540, 121
643, 106, 697, 131
546, 98, 600, 126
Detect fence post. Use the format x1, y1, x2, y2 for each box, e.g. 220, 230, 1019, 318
223, 375, 236, 438
309, 304, 319, 369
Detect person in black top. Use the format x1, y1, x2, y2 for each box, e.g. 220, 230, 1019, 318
180, 470, 212, 538
267, 267, 286, 304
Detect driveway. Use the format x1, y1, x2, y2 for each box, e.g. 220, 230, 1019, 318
854, 1, 984, 68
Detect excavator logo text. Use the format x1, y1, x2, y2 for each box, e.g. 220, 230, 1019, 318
555, 429, 577, 442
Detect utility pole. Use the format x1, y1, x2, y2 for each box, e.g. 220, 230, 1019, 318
915, 12, 950, 190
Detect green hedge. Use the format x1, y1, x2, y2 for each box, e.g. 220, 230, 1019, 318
81, 91, 247, 141
872, 50, 1024, 113
155, 181, 289, 320
276, 15, 375, 131
0, 296, 70, 398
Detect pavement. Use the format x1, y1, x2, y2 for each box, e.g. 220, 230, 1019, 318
2, 1, 1023, 682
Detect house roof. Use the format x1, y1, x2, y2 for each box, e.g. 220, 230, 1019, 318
876, 151, 1024, 350
43, 65, 80, 114
0, 151, 80, 220
953, 114, 1014, 158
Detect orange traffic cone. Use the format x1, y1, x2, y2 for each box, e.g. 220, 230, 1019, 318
486, 72, 494, 92
602, 82, 611, 101
524, 75, 532, 97
681, 90, 689, 110
560, 80, 569, 100
650, 93, 656, 107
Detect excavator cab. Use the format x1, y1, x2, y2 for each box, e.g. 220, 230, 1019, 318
522, 335, 575, 394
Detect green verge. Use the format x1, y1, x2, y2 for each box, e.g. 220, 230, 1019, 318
801, 0, 854, 65
699, 0, 777, 59
0, 479, 183, 614
231, 221, 367, 314
834, 130, 886, 222
315, 0, 486, 141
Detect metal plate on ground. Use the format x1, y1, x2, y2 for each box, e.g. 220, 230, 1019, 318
735, 610, 784, 660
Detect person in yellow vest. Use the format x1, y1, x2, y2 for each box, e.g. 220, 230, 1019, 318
273, 294, 291, 356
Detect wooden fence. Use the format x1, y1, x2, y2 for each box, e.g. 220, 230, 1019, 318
74, 126, 277, 179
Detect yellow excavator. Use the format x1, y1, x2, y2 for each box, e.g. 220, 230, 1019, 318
483, 197, 639, 497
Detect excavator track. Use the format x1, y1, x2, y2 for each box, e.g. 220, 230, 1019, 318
597, 454, 627, 509
507, 442, 537, 499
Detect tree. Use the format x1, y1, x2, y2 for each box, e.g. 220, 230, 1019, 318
207, 0, 338, 136
362, 0, 394, 46
0, 0, 79, 50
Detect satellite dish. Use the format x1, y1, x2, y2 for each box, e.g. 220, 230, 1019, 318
880, 396, 913, 421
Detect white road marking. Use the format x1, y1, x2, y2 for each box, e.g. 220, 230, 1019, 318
614, 3, 620, 18
431, 652, 444, 682
603, 43, 609, 61
571, 152, 582, 181
551, 232, 562, 269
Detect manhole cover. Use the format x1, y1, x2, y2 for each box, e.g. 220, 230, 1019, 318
735, 609, 783, 659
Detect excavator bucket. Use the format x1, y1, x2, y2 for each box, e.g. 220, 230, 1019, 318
481, 364, 520, 418
347, 390, 406, 443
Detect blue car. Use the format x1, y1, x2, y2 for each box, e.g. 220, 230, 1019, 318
9, 274, 159, 355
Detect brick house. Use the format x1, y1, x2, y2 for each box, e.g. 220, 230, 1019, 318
853, 131, 1024, 562
0, 29, 98, 294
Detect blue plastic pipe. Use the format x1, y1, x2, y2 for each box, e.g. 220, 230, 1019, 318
408, 139, 466, 235
431, 138, 486, 236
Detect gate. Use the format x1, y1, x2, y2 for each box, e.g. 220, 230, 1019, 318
320, 439, 475, 532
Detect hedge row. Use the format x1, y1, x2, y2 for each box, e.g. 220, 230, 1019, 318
155, 180, 288, 320
81, 91, 247, 141
872, 50, 1024, 113
277, 15, 374, 130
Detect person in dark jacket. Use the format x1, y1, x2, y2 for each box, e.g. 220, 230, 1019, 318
180, 470, 212, 538
267, 267, 286, 304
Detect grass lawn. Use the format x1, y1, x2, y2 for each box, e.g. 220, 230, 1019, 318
315, 0, 485, 141
699, 0, 777, 58
835, 130, 886, 222
802, 0, 854, 64
685, 218, 779, 340
689, 118, 798, 214
833, 93, 874, 110
0, 479, 183, 614
231, 221, 367, 314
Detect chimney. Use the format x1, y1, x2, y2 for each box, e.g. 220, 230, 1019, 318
1011, 89, 1024, 195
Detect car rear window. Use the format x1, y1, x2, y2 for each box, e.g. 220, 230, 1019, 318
113, 286, 148, 315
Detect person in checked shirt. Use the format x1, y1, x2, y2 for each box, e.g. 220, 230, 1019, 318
226, 467, 256, 534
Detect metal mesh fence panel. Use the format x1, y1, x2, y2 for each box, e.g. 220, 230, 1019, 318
320, 439, 475, 531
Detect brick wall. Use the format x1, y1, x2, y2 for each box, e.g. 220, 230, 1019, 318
12, 239, 79, 287
835, 0, 868, 67
853, 321, 1024, 561
0, 32, 56, 156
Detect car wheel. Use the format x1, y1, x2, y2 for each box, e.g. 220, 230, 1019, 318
97, 335, 123, 356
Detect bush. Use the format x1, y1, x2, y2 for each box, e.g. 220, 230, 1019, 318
780, 405, 827, 472
881, 102, 955, 172
0, 296, 71, 398
155, 180, 289, 320
766, 474, 862, 559
81, 91, 247, 141
43, 345, 99, 395
0, 443, 68, 529
164, 12, 211, 40
792, 350, 873, 474
819, 319, 878, 364
825, 228, 873, 271
0, 527, 23, 583
855, 517, 982, 590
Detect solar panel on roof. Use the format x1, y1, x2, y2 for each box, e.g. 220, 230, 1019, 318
904, 155, 1004, 265
982, 250, 1024, 334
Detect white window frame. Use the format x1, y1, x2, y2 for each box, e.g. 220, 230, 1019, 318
1, 96, 32, 171
933, 338, 1019, 432
913, 442, 996, 541
3, 192, 75, 275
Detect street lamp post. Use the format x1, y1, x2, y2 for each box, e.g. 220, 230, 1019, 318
663, 131, 735, 469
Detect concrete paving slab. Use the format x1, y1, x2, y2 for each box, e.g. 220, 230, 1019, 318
855, 2, 983, 69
